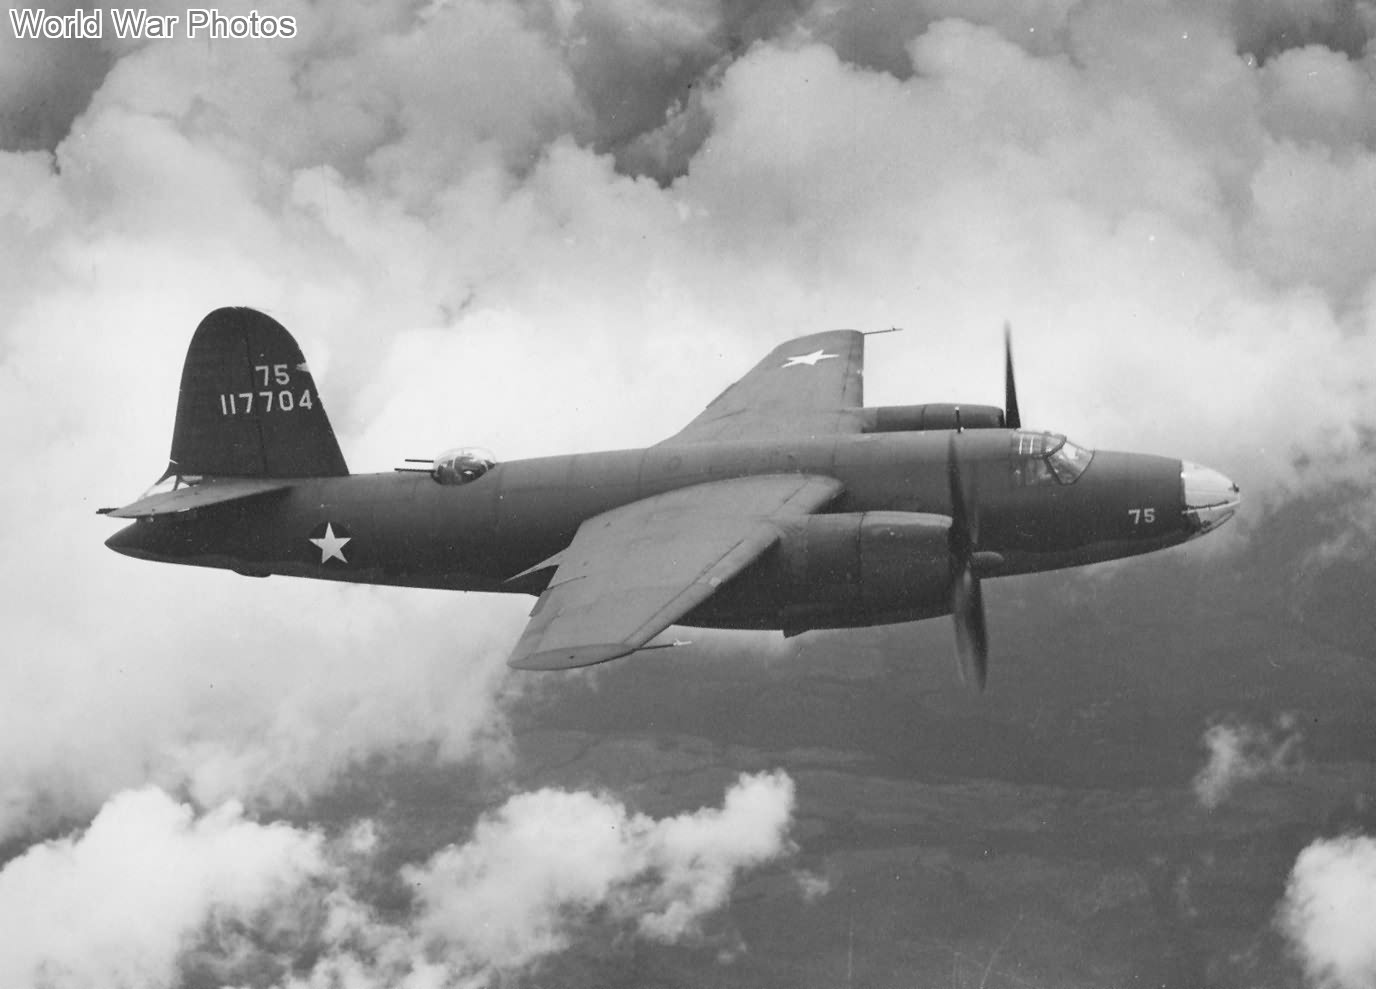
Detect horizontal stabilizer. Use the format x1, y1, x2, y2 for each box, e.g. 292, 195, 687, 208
100, 477, 291, 518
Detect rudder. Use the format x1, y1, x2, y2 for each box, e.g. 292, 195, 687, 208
166, 307, 349, 478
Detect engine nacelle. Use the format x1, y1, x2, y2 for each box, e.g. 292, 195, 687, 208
860, 403, 1005, 433
684, 511, 955, 633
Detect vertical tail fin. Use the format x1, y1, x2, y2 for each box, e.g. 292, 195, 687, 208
166, 307, 349, 478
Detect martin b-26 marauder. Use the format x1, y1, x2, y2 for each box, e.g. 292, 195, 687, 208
102, 308, 1240, 688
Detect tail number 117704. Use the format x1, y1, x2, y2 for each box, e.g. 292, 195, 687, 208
218, 363, 314, 415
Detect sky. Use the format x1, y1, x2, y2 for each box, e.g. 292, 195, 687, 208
4, 0, 1376, 986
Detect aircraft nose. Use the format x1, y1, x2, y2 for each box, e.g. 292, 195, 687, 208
1181, 461, 1241, 535
105, 522, 151, 559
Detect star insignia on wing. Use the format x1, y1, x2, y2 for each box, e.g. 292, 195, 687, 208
781, 349, 838, 368
309, 522, 351, 564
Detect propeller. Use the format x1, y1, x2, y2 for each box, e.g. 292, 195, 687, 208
1004, 321, 1021, 431
947, 430, 989, 691
940, 324, 1019, 688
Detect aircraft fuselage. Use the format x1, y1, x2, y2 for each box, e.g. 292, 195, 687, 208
107, 429, 1206, 632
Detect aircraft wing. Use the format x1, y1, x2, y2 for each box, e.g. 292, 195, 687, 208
506, 473, 844, 670
659, 329, 865, 444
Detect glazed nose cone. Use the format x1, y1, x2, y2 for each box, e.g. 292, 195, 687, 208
1181, 462, 1241, 535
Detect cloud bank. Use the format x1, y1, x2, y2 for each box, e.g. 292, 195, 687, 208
0, 772, 797, 988
0, 578, 521, 843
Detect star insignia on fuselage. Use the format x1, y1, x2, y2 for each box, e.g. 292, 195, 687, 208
309, 522, 352, 564
782, 349, 838, 368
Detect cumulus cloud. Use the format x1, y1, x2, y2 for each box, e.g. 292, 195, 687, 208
1279, 833, 1376, 989
1193, 714, 1303, 808
0, 786, 326, 989
0, 774, 797, 988
408, 768, 797, 966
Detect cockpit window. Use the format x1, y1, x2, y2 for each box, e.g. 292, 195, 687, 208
1047, 437, 1093, 483
1011, 431, 1093, 486
432, 447, 497, 486
139, 473, 203, 499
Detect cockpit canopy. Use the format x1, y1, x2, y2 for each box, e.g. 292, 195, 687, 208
432, 447, 497, 485
139, 473, 204, 499
1012, 431, 1094, 485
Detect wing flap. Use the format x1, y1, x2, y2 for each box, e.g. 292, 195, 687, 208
507, 473, 843, 670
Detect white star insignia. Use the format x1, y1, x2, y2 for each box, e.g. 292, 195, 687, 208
782, 349, 838, 368
310, 523, 351, 564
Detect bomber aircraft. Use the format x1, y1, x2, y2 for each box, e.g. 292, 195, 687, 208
101, 308, 1240, 688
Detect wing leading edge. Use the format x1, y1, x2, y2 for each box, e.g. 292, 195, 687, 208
660, 329, 865, 444
506, 473, 844, 670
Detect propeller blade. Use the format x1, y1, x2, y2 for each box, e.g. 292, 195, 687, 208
946, 431, 989, 690
951, 566, 989, 691
947, 431, 979, 548
946, 432, 967, 549
1004, 322, 1021, 431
